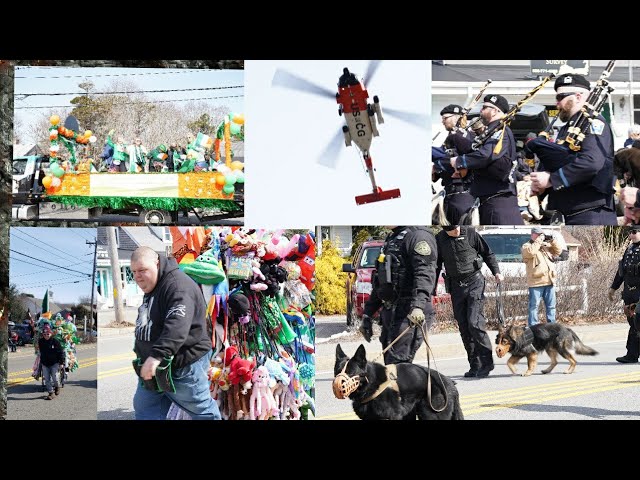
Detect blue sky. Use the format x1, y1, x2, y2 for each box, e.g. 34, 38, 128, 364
245, 60, 431, 227
14, 66, 244, 143
9, 227, 97, 304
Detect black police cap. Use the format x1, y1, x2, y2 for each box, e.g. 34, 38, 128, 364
483, 94, 509, 114
554, 74, 590, 92
440, 104, 463, 116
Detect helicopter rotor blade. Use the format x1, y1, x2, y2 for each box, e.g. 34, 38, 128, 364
272, 69, 336, 99
317, 130, 344, 169
364, 60, 382, 85
383, 107, 429, 129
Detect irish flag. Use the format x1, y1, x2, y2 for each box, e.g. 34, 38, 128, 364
194, 132, 214, 150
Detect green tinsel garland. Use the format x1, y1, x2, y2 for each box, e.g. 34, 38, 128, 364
47, 196, 241, 212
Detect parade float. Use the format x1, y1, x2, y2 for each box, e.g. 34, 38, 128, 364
168, 226, 316, 420
13, 114, 245, 224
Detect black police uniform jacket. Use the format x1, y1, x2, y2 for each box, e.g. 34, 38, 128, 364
548, 112, 615, 213
454, 120, 517, 198
611, 241, 640, 304
435, 226, 501, 282
434, 131, 474, 192
364, 226, 437, 318
134, 255, 211, 369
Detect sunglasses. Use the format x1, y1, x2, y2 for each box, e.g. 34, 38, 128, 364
556, 92, 576, 102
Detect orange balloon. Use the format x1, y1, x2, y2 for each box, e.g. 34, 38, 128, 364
42, 176, 53, 189
215, 174, 226, 187
84, 130, 92, 137
50, 115, 60, 125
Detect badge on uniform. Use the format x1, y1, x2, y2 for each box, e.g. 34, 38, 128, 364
414, 241, 431, 256
491, 131, 502, 140
590, 119, 605, 136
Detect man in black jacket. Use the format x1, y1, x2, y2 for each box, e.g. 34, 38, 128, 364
436, 225, 503, 378
39, 324, 65, 400
131, 246, 221, 420
360, 226, 437, 365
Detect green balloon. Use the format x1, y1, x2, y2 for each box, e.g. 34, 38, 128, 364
223, 184, 235, 195
230, 122, 242, 136
224, 174, 236, 186
51, 163, 65, 178
235, 171, 245, 183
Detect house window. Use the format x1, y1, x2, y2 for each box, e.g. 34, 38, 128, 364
633, 95, 640, 125
321, 227, 330, 241
123, 266, 134, 283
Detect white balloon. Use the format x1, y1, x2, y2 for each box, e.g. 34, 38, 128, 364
50, 144, 60, 152
89, 135, 97, 143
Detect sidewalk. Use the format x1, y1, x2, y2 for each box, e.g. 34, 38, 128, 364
314, 320, 631, 372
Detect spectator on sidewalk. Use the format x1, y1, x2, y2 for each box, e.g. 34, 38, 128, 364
522, 228, 562, 326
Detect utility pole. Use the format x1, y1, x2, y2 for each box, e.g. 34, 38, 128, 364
86, 237, 98, 331
629, 60, 635, 127
107, 227, 125, 325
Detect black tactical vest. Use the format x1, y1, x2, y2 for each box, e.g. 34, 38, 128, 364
440, 228, 482, 280
375, 227, 426, 303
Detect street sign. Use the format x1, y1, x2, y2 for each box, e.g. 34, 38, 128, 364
531, 60, 590, 76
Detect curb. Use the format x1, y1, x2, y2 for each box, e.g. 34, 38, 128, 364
99, 327, 136, 337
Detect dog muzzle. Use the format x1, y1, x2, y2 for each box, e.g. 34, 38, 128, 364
332, 364, 360, 399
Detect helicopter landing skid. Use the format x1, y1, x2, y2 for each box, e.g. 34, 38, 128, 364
355, 187, 401, 205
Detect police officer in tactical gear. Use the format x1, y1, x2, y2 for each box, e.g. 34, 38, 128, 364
360, 226, 438, 365
433, 104, 476, 224
436, 225, 503, 377
529, 74, 616, 225
609, 227, 640, 363
450, 95, 523, 225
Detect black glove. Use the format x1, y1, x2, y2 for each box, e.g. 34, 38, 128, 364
359, 314, 373, 343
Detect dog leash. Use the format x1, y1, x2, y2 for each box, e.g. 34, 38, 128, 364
496, 282, 506, 328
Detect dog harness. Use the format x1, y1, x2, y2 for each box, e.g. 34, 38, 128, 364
361, 364, 400, 404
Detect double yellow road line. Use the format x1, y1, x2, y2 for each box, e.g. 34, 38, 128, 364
7, 357, 98, 387
319, 371, 640, 420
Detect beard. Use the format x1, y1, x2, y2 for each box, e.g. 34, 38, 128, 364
558, 98, 576, 122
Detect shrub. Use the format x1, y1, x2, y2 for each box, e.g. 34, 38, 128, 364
315, 239, 348, 315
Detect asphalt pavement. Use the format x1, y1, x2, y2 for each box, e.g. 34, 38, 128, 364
7, 343, 98, 420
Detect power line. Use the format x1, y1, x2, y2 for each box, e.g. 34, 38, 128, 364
10, 256, 92, 280
16, 278, 91, 289
15, 69, 214, 79
9, 250, 93, 276
11, 229, 84, 264
17, 85, 243, 97
69, 229, 97, 242
11, 259, 92, 277
15, 94, 244, 110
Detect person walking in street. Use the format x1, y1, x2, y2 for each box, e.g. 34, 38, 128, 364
360, 226, 438, 366
609, 227, 640, 363
38, 324, 64, 400
436, 225, 503, 378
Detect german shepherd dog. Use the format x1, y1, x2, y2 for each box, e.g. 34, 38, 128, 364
495, 323, 599, 376
334, 344, 464, 420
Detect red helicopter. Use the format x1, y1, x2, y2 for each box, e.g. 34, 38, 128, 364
272, 61, 426, 205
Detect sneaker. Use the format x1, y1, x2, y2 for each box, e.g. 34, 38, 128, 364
54, 387, 60, 395
616, 356, 638, 364
463, 370, 478, 378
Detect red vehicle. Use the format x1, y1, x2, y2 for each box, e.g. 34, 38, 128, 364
342, 239, 383, 326
343, 239, 450, 325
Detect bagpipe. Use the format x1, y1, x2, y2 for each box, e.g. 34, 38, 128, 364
455, 78, 493, 131
472, 74, 555, 152
527, 61, 617, 194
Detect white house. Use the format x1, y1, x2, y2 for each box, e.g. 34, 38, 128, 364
96, 227, 172, 310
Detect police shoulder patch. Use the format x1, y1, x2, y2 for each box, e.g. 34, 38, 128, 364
590, 119, 605, 136
491, 131, 502, 140
414, 241, 431, 256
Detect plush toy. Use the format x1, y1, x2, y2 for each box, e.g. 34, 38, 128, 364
182, 249, 226, 285
249, 366, 278, 420
225, 346, 254, 393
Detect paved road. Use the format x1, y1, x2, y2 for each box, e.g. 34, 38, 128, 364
315, 316, 640, 420
7, 343, 98, 420
97, 333, 136, 420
